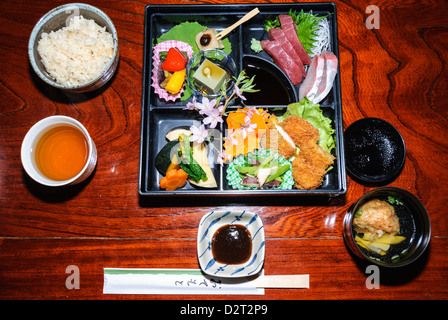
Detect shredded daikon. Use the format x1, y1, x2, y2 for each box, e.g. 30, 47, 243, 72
311, 18, 330, 57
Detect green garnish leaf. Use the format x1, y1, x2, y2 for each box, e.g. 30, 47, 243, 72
387, 196, 404, 205
264, 9, 327, 54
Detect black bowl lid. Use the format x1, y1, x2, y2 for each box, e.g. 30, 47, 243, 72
344, 118, 406, 184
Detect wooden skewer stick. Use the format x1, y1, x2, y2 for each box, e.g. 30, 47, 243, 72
216, 8, 260, 40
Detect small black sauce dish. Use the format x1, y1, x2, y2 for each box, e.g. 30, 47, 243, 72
344, 118, 406, 184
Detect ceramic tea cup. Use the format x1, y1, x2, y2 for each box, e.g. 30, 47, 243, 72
21, 115, 97, 187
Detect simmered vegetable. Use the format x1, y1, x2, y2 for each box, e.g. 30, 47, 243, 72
159, 168, 189, 191
155, 140, 181, 175
165, 68, 186, 95
156, 129, 217, 190
161, 47, 187, 72
178, 133, 207, 183
355, 232, 406, 256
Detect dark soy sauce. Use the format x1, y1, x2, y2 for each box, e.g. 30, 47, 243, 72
211, 224, 252, 264
244, 65, 290, 105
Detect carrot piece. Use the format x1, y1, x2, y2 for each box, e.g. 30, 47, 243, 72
159, 168, 189, 191
226, 107, 267, 136
224, 107, 268, 160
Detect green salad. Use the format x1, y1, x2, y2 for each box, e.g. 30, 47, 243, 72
226, 148, 294, 190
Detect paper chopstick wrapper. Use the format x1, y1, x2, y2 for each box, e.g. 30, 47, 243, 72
103, 268, 309, 295
252, 274, 309, 288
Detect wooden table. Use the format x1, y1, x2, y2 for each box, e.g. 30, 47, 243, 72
1, 0, 447, 303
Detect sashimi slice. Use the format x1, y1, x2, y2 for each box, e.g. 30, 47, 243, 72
261, 40, 303, 85
268, 28, 306, 79
313, 51, 338, 103
279, 15, 311, 65
298, 54, 324, 101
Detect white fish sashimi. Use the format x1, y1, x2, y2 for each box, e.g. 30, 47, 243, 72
313, 51, 338, 103
299, 50, 338, 104
298, 54, 324, 101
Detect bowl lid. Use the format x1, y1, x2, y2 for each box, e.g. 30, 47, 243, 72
344, 118, 406, 184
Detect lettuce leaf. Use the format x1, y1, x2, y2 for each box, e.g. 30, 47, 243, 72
278, 97, 336, 153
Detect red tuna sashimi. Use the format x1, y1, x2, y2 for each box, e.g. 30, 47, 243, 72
268, 28, 306, 79
261, 40, 304, 85
279, 14, 311, 65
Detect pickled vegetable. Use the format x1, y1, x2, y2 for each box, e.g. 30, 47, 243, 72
165, 68, 186, 94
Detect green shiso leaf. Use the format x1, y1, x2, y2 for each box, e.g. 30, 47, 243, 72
264, 9, 327, 54
293, 10, 326, 54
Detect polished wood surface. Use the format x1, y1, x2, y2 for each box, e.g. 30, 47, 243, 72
0, 0, 447, 300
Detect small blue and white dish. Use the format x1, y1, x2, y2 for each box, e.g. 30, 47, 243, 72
197, 210, 265, 278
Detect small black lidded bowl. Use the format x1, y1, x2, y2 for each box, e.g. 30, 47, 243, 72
343, 187, 431, 268
344, 118, 406, 184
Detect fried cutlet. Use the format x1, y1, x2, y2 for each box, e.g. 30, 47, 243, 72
292, 155, 327, 189
292, 144, 335, 189
280, 115, 320, 147
260, 121, 297, 159
300, 143, 335, 169
281, 115, 335, 189
260, 114, 335, 189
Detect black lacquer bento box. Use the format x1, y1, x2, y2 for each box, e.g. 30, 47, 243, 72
139, 3, 347, 197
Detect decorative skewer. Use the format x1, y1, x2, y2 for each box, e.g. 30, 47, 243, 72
216, 8, 260, 40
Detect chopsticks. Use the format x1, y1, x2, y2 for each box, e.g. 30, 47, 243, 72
216, 8, 260, 40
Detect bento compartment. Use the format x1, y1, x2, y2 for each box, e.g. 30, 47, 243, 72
221, 105, 340, 192
143, 107, 223, 192
148, 13, 242, 108
240, 7, 339, 107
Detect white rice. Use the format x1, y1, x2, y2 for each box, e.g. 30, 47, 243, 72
37, 15, 114, 86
